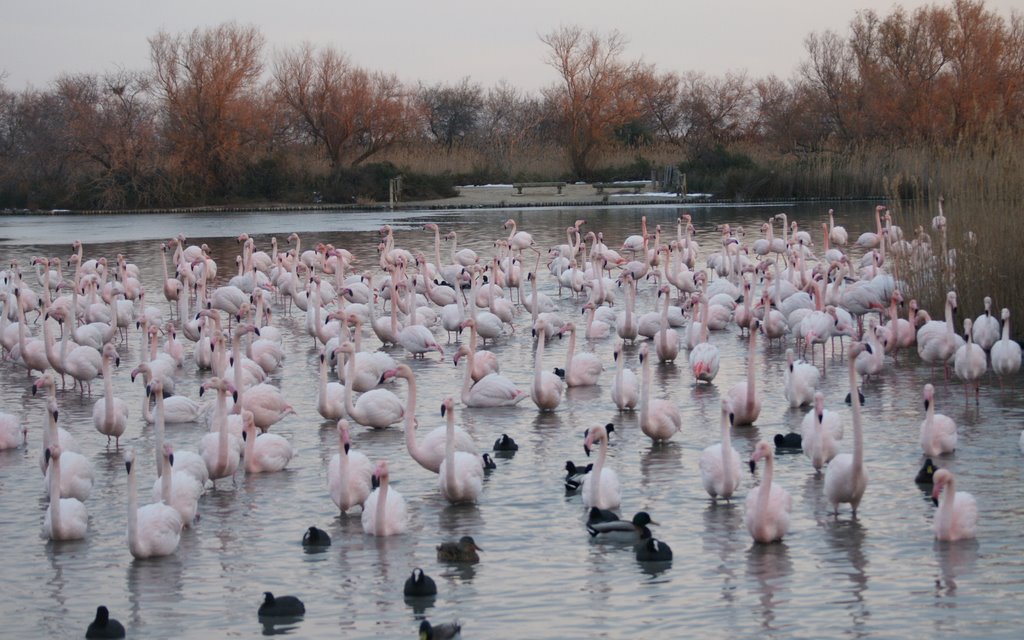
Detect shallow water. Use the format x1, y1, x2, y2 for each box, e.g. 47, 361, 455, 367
1, 202, 1022, 639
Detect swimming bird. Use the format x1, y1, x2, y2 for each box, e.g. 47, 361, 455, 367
85, 606, 125, 639
587, 511, 656, 542
931, 469, 978, 541
564, 460, 593, 492
635, 533, 674, 562
991, 308, 1022, 383
954, 318, 987, 401
419, 619, 462, 640
773, 433, 802, 451
783, 348, 819, 407
403, 568, 437, 597
436, 535, 482, 563
915, 458, 937, 485
302, 526, 331, 547
258, 592, 305, 618
638, 342, 681, 442
492, 433, 519, 453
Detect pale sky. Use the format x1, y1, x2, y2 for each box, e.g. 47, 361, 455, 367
2, 1, 1021, 92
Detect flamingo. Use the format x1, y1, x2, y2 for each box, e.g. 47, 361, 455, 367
151, 443, 202, 527
991, 308, 1022, 382
198, 377, 243, 488
558, 322, 602, 386
438, 397, 484, 504
148, 379, 208, 488
610, 338, 638, 411
824, 341, 869, 516
954, 318, 987, 401
920, 383, 957, 456
339, 342, 404, 429
43, 401, 93, 501
241, 410, 294, 473
124, 448, 182, 559
689, 293, 720, 383
931, 469, 978, 541
917, 291, 964, 378
315, 350, 346, 421
652, 284, 679, 363
727, 320, 762, 426
699, 398, 742, 500
42, 445, 88, 540
581, 423, 621, 510
801, 392, 843, 472
828, 208, 848, 246
971, 296, 1000, 351
638, 342, 681, 443
329, 420, 373, 513
783, 348, 819, 407
0, 411, 25, 450
455, 344, 527, 408
745, 440, 793, 543
93, 343, 129, 445
530, 319, 563, 411
362, 460, 408, 536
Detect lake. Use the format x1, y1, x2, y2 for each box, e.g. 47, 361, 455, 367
0, 201, 1021, 639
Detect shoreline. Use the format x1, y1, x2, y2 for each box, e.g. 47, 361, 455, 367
1, 183, 887, 215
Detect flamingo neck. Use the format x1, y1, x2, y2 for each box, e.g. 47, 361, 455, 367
343, 351, 358, 417
444, 408, 457, 490
758, 453, 774, 513
154, 391, 165, 473
375, 475, 389, 535
244, 423, 257, 472
849, 352, 864, 477
639, 353, 651, 423
564, 328, 576, 370
127, 461, 139, 552
533, 328, 546, 395
49, 453, 62, 533
216, 388, 230, 475
161, 452, 173, 498
591, 436, 606, 505
936, 480, 955, 531
746, 324, 757, 408
720, 413, 733, 488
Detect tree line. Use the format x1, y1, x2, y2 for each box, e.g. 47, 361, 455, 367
0, 0, 1021, 210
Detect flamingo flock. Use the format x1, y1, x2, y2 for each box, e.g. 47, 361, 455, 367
0, 202, 1012, 636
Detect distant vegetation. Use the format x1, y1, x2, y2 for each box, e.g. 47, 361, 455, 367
0, 0, 1020, 210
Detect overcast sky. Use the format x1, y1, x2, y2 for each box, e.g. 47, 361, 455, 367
2, 1, 1021, 92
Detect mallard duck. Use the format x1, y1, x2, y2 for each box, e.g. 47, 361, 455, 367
436, 535, 482, 563
564, 460, 593, 492
587, 511, 656, 542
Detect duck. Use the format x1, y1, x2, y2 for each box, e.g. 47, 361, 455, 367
436, 535, 482, 563
915, 458, 937, 485
586, 511, 656, 542
635, 534, 674, 562
564, 460, 593, 492
773, 433, 803, 451
492, 433, 519, 453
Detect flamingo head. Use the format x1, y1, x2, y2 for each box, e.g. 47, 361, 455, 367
931, 468, 953, 506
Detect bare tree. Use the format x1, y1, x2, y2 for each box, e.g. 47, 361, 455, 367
273, 43, 416, 166
540, 25, 642, 178
149, 22, 265, 198
417, 77, 483, 152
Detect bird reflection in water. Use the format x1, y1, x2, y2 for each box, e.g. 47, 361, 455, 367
745, 543, 794, 633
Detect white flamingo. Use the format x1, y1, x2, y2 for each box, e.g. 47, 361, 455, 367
581, 423, 621, 510
438, 397, 484, 504
151, 443, 202, 527
42, 445, 88, 540
361, 460, 408, 536
931, 468, 978, 541
328, 420, 373, 513
125, 448, 182, 559
610, 339, 638, 410
559, 322, 602, 386
744, 440, 792, 543
954, 318, 987, 401
783, 348, 820, 407
700, 398, 742, 500
920, 383, 957, 456
339, 342, 404, 429
93, 343, 129, 445
242, 410, 293, 473
727, 320, 762, 426
991, 308, 1022, 382
530, 319, 563, 411
638, 342, 681, 442
801, 392, 843, 472
824, 342, 869, 517
456, 344, 527, 408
